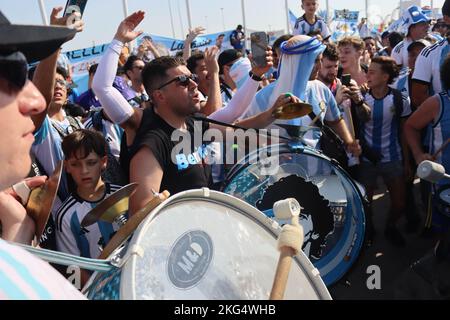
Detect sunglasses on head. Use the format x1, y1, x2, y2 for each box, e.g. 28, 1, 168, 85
157, 74, 198, 90
0, 51, 28, 90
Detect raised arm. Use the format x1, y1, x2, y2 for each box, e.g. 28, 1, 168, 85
405, 96, 440, 164
182, 27, 206, 61
209, 47, 273, 122
92, 11, 146, 134
31, 7, 82, 130
200, 46, 223, 115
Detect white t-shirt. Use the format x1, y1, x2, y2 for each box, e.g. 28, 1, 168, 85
391, 38, 413, 68
412, 39, 449, 95
0, 239, 85, 299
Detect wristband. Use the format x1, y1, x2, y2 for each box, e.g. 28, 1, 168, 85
249, 71, 265, 82
12, 181, 31, 206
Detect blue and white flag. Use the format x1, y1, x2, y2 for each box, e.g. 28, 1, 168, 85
329, 10, 360, 41
62, 30, 234, 94
289, 9, 298, 32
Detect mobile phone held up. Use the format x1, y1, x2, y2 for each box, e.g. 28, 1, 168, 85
250, 32, 269, 68
64, 0, 88, 18
341, 74, 351, 87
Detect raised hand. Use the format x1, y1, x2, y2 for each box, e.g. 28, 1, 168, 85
114, 11, 145, 43
249, 46, 274, 78
204, 46, 220, 75
186, 26, 206, 43
50, 6, 84, 33
0, 176, 47, 244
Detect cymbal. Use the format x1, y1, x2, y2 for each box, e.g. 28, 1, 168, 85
26, 162, 63, 245
273, 102, 313, 120
81, 183, 139, 228
98, 190, 170, 260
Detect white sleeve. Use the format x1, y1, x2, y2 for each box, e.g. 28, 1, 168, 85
92, 39, 134, 125
412, 50, 432, 84
208, 77, 259, 123
391, 43, 403, 66
321, 21, 331, 38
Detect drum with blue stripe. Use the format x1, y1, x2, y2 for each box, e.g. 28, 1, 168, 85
222, 143, 366, 286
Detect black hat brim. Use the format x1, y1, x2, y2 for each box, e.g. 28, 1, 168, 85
0, 24, 77, 63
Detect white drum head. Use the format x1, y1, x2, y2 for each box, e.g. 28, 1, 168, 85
120, 189, 331, 300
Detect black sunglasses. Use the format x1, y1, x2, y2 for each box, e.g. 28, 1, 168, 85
0, 51, 28, 90
157, 74, 198, 90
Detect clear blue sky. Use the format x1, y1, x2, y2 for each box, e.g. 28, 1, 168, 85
1, 0, 445, 51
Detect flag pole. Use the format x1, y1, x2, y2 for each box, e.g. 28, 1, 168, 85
168, 0, 176, 38
185, 0, 193, 30
122, 0, 129, 18
38, 0, 49, 25
241, 0, 247, 51
285, 0, 290, 33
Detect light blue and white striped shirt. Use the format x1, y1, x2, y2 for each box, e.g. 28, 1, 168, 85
293, 15, 331, 39
0, 239, 85, 299
430, 92, 450, 187
362, 89, 411, 163
55, 183, 123, 259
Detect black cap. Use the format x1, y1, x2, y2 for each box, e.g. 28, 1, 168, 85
218, 49, 242, 74
443, 0, 450, 17
381, 31, 390, 39
0, 11, 77, 63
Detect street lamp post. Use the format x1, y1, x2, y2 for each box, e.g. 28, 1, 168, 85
220, 7, 225, 30
38, 0, 49, 25
185, 0, 193, 30
168, 0, 176, 38
241, 0, 247, 51
122, 0, 129, 18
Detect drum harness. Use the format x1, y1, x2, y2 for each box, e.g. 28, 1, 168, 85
10, 241, 144, 273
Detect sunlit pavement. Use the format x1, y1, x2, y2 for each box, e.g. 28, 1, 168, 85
329, 180, 437, 300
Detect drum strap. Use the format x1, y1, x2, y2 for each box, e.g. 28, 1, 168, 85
11, 242, 114, 273
192, 116, 292, 141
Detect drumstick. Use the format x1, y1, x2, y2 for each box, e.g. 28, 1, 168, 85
433, 138, 450, 160
343, 104, 356, 139
309, 110, 325, 127
269, 199, 304, 300
98, 191, 170, 260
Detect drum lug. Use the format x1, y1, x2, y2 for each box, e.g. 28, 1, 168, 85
110, 244, 144, 268
202, 188, 211, 198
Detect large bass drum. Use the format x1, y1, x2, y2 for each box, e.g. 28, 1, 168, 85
84, 189, 331, 300
222, 143, 366, 286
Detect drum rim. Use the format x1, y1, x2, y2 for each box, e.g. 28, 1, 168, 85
121, 188, 332, 300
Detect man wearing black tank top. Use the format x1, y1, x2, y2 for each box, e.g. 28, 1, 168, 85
93, 12, 299, 215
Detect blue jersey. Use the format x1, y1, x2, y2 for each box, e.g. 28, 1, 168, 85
430, 92, 450, 187
391, 69, 410, 99
293, 15, 330, 39
362, 89, 411, 163
55, 183, 123, 259
0, 240, 85, 299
